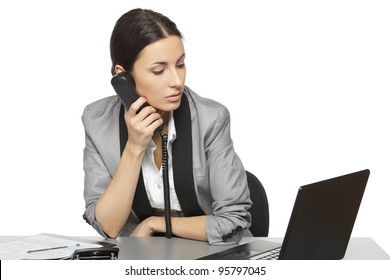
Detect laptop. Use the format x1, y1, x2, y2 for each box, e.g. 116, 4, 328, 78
199, 169, 370, 260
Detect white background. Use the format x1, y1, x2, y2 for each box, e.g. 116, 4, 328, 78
0, 0, 389, 256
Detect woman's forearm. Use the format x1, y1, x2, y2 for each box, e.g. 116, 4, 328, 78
171, 216, 208, 241
95, 143, 145, 238
140, 215, 208, 241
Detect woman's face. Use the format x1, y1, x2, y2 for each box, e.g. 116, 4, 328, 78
131, 35, 186, 112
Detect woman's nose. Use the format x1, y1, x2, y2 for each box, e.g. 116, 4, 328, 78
168, 69, 185, 87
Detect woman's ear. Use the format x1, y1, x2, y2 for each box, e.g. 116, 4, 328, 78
114, 65, 125, 75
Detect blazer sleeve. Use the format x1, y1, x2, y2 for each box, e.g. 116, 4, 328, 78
81, 105, 111, 238
204, 105, 252, 245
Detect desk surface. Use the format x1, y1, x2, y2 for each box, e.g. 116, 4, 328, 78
114, 237, 390, 260
1, 236, 389, 260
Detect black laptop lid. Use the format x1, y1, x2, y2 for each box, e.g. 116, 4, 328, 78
279, 169, 370, 260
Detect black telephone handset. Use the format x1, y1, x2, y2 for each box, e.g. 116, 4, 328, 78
111, 72, 162, 132
110, 72, 172, 238
111, 71, 146, 111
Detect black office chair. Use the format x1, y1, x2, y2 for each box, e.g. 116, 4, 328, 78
246, 171, 269, 237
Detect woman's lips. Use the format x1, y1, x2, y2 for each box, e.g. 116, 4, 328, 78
165, 92, 182, 102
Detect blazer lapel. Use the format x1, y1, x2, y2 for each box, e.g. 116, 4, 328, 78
172, 94, 205, 216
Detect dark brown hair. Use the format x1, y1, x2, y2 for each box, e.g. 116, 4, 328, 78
110, 9, 182, 75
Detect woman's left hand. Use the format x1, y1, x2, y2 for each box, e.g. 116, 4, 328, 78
130, 216, 165, 237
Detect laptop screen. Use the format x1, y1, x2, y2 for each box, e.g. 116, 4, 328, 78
279, 169, 369, 259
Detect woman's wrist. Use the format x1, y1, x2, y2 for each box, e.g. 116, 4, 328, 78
124, 140, 146, 159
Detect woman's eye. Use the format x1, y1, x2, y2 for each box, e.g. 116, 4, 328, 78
152, 69, 164, 75
177, 63, 186, 69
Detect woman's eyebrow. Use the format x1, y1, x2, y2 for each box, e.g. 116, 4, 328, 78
151, 53, 186, 66
177, 53, 186, 61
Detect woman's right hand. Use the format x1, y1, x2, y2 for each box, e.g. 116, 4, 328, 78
124, 96, 163, 153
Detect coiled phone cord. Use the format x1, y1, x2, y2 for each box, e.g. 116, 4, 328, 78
160, 130, 173, 238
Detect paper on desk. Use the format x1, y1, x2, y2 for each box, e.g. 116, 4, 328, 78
0, 234, 102, 260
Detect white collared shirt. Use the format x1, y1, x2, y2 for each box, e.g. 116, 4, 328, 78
141, 112, 182, 211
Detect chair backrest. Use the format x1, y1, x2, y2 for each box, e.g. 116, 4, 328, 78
246, 171, 269, 237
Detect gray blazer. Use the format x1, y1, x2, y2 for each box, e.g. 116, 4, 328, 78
82, 86, 252, 245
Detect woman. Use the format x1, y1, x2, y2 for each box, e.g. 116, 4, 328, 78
82, 8, 252, 245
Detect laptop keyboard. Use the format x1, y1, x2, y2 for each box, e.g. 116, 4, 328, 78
249, 247, 281, 260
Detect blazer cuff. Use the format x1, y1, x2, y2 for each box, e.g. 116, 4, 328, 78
205, 215, 246, 245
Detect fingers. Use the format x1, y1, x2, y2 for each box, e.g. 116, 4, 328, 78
124, 97, 163, 134
130, 219, 156, 237
139, 110, 163, 131
127, 97, 148, 116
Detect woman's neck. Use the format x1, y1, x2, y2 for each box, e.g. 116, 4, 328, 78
158, 110, 170, 126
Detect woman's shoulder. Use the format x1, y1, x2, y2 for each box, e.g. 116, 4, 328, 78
184, 86, 230, 119
82, 95, 121, 125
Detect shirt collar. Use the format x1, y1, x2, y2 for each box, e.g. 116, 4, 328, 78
167, 111, 177, 143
